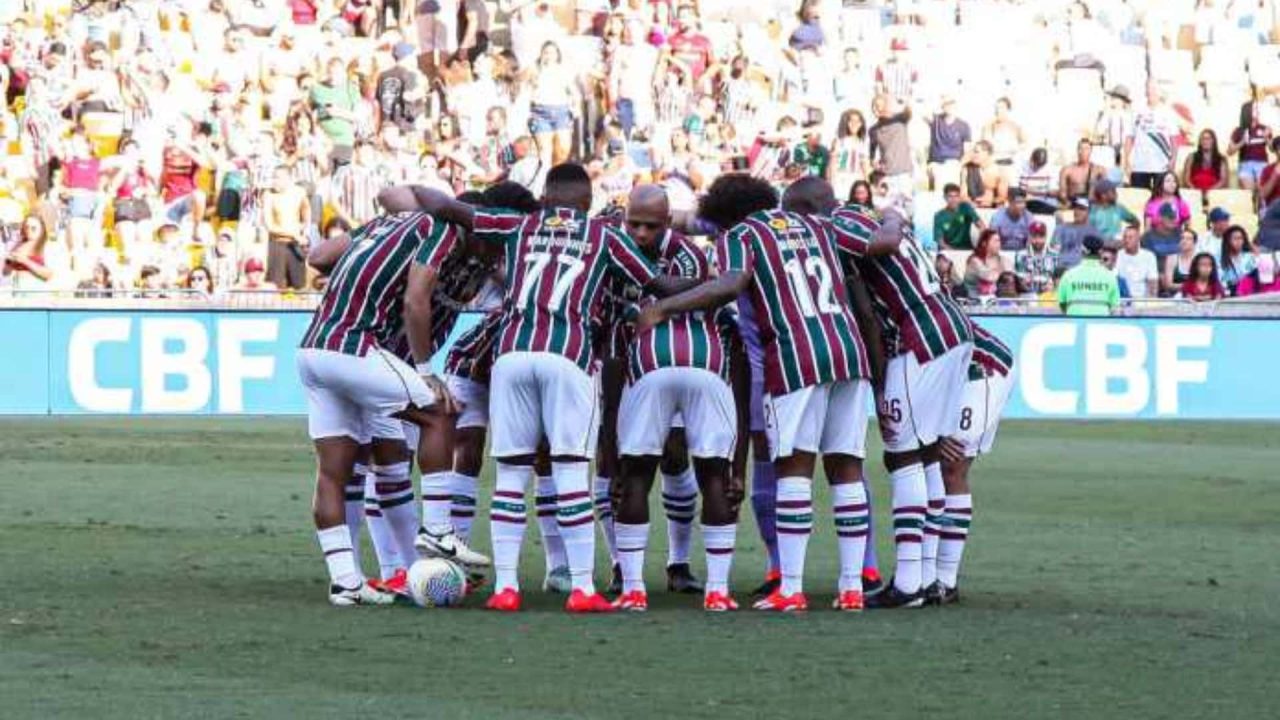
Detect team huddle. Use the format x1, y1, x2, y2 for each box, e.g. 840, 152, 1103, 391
295, 163, 1016, 613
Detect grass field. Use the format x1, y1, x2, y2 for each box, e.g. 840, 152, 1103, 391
1, 418, 1277, 719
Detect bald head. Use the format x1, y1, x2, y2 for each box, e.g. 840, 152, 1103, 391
781, 177, 838, 217
625, 184, 671, 252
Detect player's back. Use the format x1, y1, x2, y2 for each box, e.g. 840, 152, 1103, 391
300, 212, 440, 356
717, 209, 870, 396
832, 205, 973, 362
969, 323, 1014, 381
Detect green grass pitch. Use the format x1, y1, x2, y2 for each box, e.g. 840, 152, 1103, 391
1, 418, 1276, 719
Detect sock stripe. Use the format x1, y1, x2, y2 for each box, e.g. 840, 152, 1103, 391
706, 547, 734, 555
376, 480, 412, 493
939, 531, 967, 540
558, 490, 590, 502
491, 514, 527, 525
558, 515, 595, 528
536, 494, 558, 505
494, 490, 524, 499
344, 491, 364, 501
833, 503, 869, 513
422, 493, 453, 502
948, 508, 973, 516
364, 508, 384, 517
896, 505, 927, 514
837, 529, 869, 538
450, 509, 475, 518
323, 547, 353, 557
380, 493, 415, 509
492, 499, 527, 513
777, 499, 810, 509
896, 535, 923, 543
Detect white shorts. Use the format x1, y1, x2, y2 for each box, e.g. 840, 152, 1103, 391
296, 348, 436, 443
446, 374, 490, 430
618, 368, 737, 460
489, 352, 599, 458
368, 415, 421, 452
954, 369, 1016, 458
764, 379, 871, 461
880, 343, 974, 453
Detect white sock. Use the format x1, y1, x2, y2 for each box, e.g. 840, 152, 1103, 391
450, 473, 479, 543
661, 468, 698, 566
317, 525, 362, 589
344, 463, 367, 551
375, 461, 419, 567
554, 461, 596, 594
615, 522, 649, 593
536, 475, 568, 571
922, 461, 945, 589
702, 523, 737, 595
831, 482, 869, 593
420, 470, 453, 534
363, 473, 402, 579
890, 464, 927, 594
490, 463, 529, 592
776, 477, 813, 596
937, 494, 973, 589
593, 475, 618, 565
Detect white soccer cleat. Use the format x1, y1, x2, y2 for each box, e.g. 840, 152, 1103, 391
328, 581, 397, 607
415, 526, 492, 568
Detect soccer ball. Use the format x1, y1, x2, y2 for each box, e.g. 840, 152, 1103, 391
406, 558, 468, 608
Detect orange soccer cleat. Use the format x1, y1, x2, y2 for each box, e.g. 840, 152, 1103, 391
752, 589, 808, 612
703, 591, 739, 612
832, 589, 865, 612
611, 590, 649, 612
373, 568, 410, 598
485, 588, 523, 612
565, 589, 616, 613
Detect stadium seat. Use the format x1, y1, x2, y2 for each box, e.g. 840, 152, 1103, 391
1207, 188, 1255, 217
1117, 187, 1150, 219
1182, 188, 1204, 212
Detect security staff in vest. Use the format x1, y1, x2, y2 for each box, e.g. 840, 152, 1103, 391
1058, 234, 1120, 316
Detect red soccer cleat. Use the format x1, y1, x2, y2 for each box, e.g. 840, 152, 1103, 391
832, 589, 865, 612
703, 591, 739, 612
565, 589, 616, 613
752, 589, 808, 612
374, 568, 410, 597
611, 590, 648, 612
485, 588, 522, 612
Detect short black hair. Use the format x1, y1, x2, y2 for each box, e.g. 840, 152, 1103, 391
482, 181, 540, 213
543, 163, 592, 211
698, 174, 779, 230
943, 183, 961, 195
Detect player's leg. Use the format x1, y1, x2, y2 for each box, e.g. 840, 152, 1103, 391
820, 379, 873, 611
861, 478, 884, 595
297, 349, 394, 605
660, 428, 702, 593
347, 444, 371, 551
681, 369, 740, 611
534, 442, 570, 592
743, 362, 781, 596
873, 351, 931, 608
450, 426, 485, 543
754, 386, 822, 612
594, 358, 625, 592
371, 431, 417, 582
362, 434, 405, 582
542, 354, 612, 612
921, 441, 946, 593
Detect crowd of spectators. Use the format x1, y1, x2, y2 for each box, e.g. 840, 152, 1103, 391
3, 0, 1280, 309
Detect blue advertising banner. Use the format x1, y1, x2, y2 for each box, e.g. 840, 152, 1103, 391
0, 309, 1274, 419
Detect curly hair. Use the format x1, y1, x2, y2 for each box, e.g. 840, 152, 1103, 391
697, 174, 779, 231
482, 181, 540, 213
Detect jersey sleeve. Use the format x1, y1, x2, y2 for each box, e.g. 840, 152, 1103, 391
412, 215, 460, 267
829, 210, 876, 259
472, 209, 525, 247
716, 225, 754, 274
605, 227, 660, 288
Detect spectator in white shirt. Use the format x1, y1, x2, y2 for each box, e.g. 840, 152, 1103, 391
1199, 207, 1230, 258
1114, 223, 1160, 299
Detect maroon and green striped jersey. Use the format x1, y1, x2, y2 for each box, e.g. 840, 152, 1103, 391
300, 212, 445, 356
602, 229, 711, 360
473, 207, 659, 371
830, 205, 974, 363
626, 232, 736, 381
444, 310, 502, 385
969, 323, 1014, 381
716, 209, 871, 396
413, 221, 496, 351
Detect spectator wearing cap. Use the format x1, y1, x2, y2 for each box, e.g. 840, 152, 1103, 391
792, 121, 830, 178
875, 37, 917, 103
1143, 171, 1190, 229
1053, 196, 1097, 269
1059, 138, 1107, 206
933, 183, 984, 251
1014, 220, 1059, 294
1199, 207, 1231, 258
1229, 106, 1272, 191
1141, 201, 1185, 260
234, 257, 278, 292
990, 188, 1032, 250
927, 95, 970, 191
1114, 222, 1160, 299
1095, 84, 1133, 167
1088, 178, 1139, 240
1058, 235, 1120, 316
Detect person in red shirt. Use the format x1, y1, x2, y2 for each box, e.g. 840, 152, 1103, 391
663, 4, 713, 87
159, 120, 210, 241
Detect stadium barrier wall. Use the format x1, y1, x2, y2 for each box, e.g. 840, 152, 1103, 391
0, 310, 1273, 419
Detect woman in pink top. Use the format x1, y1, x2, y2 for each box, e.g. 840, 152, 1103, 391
1143, 171, 1191, 229
60, 130, 103, 263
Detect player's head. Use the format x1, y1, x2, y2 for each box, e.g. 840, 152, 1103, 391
781, 177, 838, 217
482, 181, 540, 213
625, 184, 671, 251
542, 163, 593, 213
698, 174, 779, 231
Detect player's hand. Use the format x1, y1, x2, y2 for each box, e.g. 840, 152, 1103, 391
422, 374, 461, 415
726, 474, 746, 515
874, 393, 898, 444
635, 303, 667, 334
938, 436, 966, 464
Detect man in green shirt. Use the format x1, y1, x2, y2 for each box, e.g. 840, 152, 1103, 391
309, 58, 359, 169
933, 182, 984, 249
1058, 235, 1120, 316
1087, 179, 1139, 240
792, 122, 830, 178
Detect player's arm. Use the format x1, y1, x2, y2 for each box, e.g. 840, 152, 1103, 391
636, 271, 750, 332
404, 262, 458, 412
377, 185, 477, 230
845, 264, 886, 391
728, 331, 750, 507
307, 232, 351, 273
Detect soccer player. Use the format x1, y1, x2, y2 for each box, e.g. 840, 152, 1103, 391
931, 322, 1015, 605
394, 164, 695, 613
831, 201, 976, 609
609, 185, 744, 612
297, 211, 466, 606
637, 174, 884, 612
